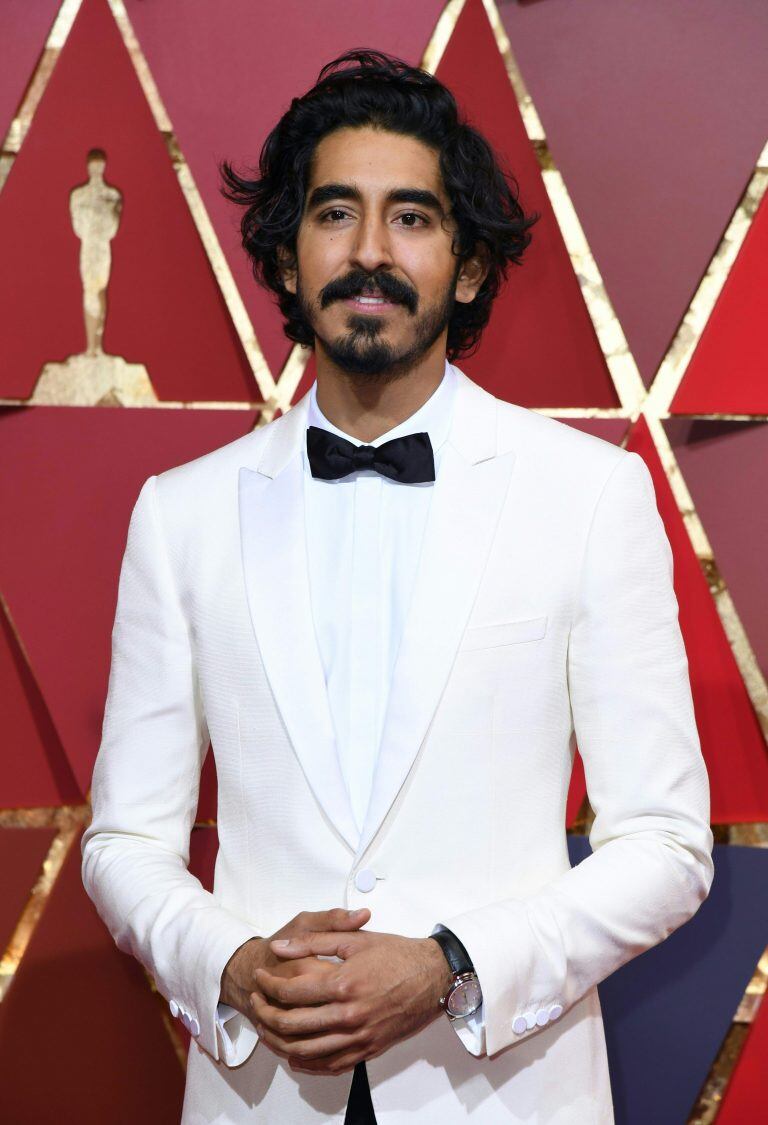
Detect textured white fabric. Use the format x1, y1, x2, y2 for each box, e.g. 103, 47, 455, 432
217, 360, 483, 1059
81, 366, 714, 1123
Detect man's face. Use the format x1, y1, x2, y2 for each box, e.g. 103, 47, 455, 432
283, 126, 478, 381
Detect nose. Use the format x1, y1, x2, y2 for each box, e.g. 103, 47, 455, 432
349, 213, 394, 274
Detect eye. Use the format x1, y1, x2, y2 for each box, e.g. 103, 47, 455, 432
314, 210, 429, 227
395, 212, 428, 228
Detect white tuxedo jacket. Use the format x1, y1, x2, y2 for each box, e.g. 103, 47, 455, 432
81, 367, 714, 1124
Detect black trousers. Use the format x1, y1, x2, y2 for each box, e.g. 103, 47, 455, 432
344, 1061, 377, 1124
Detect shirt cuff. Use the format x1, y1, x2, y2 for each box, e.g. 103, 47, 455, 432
215, 1001, 260, 1066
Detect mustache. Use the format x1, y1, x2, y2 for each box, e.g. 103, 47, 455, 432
320, 270, 418, 314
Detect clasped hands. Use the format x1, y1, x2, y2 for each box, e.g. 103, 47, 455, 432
220, 908, 453, 1075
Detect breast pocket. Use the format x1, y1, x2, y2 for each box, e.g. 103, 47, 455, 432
460, 614, 548, 652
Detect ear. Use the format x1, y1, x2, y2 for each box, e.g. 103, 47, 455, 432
455, 244, 490, 304
277, 244, 297, 295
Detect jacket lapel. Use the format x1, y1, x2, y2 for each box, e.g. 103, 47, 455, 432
238, 370, 517, 861
355, 372, 518, 859
238, 395, 360, 852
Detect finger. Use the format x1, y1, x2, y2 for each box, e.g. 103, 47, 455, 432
289, 1049, 363, 1076
251, 994, 354, 1036
270, 932, 362, 960
306, 907, 370, 932
250, 989, 361, 1048
250, 986, 351, 1036
257, 1021, 360, 1061
329, 907, 370, 930
254, 967, 340, 1007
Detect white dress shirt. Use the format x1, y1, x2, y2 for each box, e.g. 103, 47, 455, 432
216, 359, 485, 1057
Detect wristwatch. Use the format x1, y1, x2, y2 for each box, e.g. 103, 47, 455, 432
430, 929, 483, 1021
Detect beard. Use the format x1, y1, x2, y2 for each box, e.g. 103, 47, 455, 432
296, 264, 461, 384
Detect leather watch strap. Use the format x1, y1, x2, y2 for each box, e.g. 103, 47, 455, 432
430, 928, 474, 976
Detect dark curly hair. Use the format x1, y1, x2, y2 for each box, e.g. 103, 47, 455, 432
219, 48, 540, 360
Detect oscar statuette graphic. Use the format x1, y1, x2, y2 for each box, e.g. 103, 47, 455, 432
30, 147, 157, 406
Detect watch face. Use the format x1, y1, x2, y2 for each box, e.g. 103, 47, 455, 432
446, 977, 482, 1019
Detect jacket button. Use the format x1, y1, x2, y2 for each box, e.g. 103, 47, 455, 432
524, 1011, 536, 1030
169, 1000, 179, 1018
189, 1017, 200, 1037
535, 1008, 549, 1026
512, 1016, 528, 1035
354, 868, 377, 893
181, 1011, 191, 1030
548, 1003, 563, 1021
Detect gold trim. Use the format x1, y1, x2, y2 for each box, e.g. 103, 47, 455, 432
269, 343, 312, 415
646, 141, 768, 418
107, 0, 276, 404
0, 397, 266, 412
0, 0, 276, 405
0, 811, 87, 1002
689, 944, 768, 1122
645, 415, 768, 736
0, 0, 82, 191
420, 0, 467, 73
480, 0, 647, 415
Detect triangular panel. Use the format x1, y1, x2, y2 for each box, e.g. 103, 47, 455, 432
436, 0, 618, 408
0, 831, 184, 1123
0, 827, 56, 955
0, 0, 256, 403
627, 418, 768, 822
665, 418, 768, 683
0, 604, 82, 807
672, 192, 768, 415
500, 0, 768, 388
0, 404, 259, 796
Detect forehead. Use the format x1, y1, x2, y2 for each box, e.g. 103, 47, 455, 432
308, 126, 445, 199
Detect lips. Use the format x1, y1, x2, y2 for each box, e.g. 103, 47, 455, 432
342, 294, 400, 313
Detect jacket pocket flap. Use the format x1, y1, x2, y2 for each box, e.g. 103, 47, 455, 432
461, 614, 548, 651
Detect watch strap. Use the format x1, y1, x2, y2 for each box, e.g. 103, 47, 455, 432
430, 928, 475, 976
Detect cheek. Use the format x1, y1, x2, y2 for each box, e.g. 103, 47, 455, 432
296, 235, 345, 290
403, 250, 457, 300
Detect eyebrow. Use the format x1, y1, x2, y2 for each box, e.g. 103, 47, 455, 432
306, 182, 446, 216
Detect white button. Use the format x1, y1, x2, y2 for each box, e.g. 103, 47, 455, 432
512, 1015, 528, 1035
535, 1008, 549, 1026
354, 868, 377, 893
189, 1017, 200, 1037
169, 1000, 179, 1018
548, 1003, 563, 1021
524, 1011, 536, 1030
181, 1012, 191, 1029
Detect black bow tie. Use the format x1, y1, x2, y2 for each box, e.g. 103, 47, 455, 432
306, 425, 435, 483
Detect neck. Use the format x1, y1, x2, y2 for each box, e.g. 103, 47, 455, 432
313, 337, 447, 444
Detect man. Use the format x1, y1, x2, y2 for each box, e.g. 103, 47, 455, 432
81, 50, 714, 1124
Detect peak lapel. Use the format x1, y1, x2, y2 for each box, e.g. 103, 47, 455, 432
356, 373, 517, 859
238, 395, 359, 852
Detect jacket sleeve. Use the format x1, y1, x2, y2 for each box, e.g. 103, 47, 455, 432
438, 450, 715, 1058
80, 474, 261, 1066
